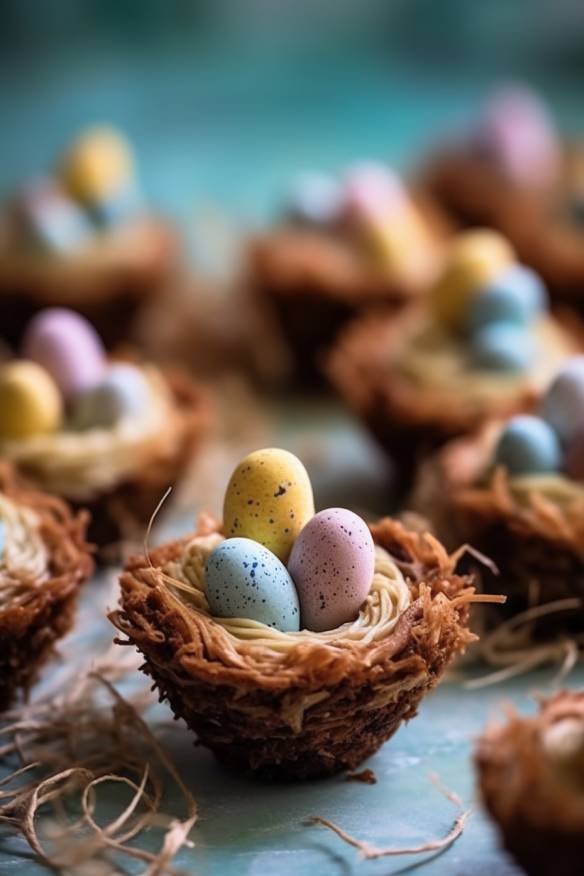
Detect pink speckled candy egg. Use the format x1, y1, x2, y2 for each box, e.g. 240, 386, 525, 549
471, 85, 560, 187
288, 507, 375, 632
22, 308, 106, 402
341, 162, 407, 225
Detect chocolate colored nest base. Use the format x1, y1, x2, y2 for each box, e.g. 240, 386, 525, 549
0, 465, 92, 710
476, 692, 584, 876
0, 219, 176, 349
72, 369, 211, 563
112, 517, 475, 780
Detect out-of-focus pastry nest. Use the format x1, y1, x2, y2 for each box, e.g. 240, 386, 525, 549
111, 516, 485, 780
0, 462, 92, 709
476, 690, 584, 876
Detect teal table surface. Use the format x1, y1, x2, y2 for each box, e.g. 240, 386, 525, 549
1, 14, 584, 874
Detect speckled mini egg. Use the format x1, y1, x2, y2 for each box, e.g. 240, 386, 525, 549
22, 308, 106, 402
14, 178, 92, 253
0, 362, 62, 440
471, 85, 560, 187
223, 448, 315, 562
285, 171, 343, 227
60, 127, 135, 206
466, 264, 546, 333
69, 363, 151, 430
205, 537, 300, 632
288, 508, 375, 633
471, 322, 534, 372
494, 415, 561, 476
431, 229, 515, 331
341, 161, 407, 224
541, 357, 584, 446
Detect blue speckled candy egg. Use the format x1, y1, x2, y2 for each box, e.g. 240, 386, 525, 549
541, 357, 584, 446
205, 537, 300, 632
285, 171, 343, 227
471, 323, 535, 372
70, 363, 151, 430
466, 265, 546, 333
494, 415, 562, 476
15, 179, 92, 254
288, 508, 375, 633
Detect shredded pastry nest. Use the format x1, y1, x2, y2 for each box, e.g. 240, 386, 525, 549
0, 463, 92, 708
0, 365, 189, 500
476, 691, 584, 876
161, 533, 411, 654
112, 516, 485, 779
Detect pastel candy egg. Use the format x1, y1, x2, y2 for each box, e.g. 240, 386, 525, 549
494, 415, 561, 476
288, 508, 375, 633
466, 265, 546, 332
341, 162, 407, 224
0, 362, 62, 440
472, 85, 560, 187
223, 448, 315, 563
431, 230, 515, 330
14, 178, 92, 254
205, 537, 300, 632
286, 172, 343, 227
471, 323, 535, 372
70, 363, 151, 430
60, 127, 135, 206
22, 308, 106, 402
541, 357, 584, 445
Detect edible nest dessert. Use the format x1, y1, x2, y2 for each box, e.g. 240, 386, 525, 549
476, 691, 584, 876
423, 84, 584, 308
327, 229, 583, 491
0, 127, 176, 348
412, 357, 584, 632
249, 162, 449, 383
112, 447, 483, 780
0, 462, 92, 709
0, 308, 210, 560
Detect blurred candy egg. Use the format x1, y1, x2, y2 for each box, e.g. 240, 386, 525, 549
431, 229, 515, 330
471, 85, 560, 187
341, 162, 407, 224
0, 362, 62, 440
494, 415, 561, 476
22, 308, 106, 402
288, 508, 375, 632
60, 127, 135, 206
223, 448, 314, 562
471, 322, 534, 372
13, 179, 92, 253
70, 363, 151, 430
541, 357, 584, 445
285, 171, 343, 227
205, 537, 300, 632
466, 264, 546, 333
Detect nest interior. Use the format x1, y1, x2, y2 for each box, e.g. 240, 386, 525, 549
0, 464, 93, 710
111, 516, 476, 780
476, 691, 584, 876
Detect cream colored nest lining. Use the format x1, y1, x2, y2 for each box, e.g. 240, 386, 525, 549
508, 472, 584, 508
397, 316, 575, 406
0, 367, 178, 499
162, 533, 412, 654
0, 492, 48, 603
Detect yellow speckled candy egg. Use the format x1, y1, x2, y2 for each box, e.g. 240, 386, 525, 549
431, 229, 515, 330
60, 126, 135, 205
223, 448, 315, 562
0, 362, 62, 440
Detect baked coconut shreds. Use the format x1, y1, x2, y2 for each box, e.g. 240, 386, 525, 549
476, 690, 584, 876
